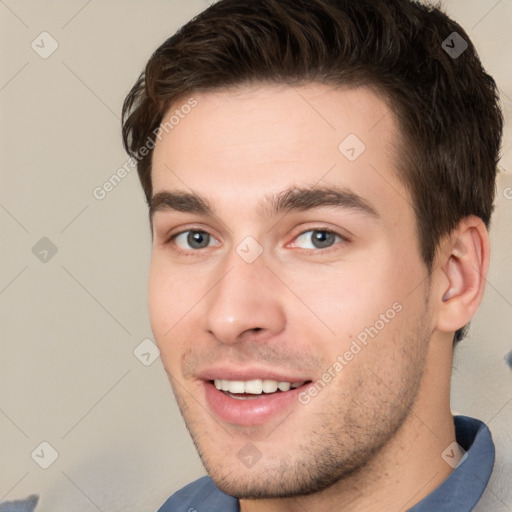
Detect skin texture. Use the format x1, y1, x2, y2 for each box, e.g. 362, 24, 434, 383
149, 83, 489, 511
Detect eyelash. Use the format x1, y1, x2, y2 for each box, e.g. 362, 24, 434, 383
165, 227, 349, 256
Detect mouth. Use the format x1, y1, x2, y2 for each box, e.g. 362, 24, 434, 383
202, 375, 313, 426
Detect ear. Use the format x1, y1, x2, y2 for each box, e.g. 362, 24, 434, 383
433, 216, 490, 335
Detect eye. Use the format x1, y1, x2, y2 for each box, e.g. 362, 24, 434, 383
167, 228, 346, 254
172, 230, 219, 251
292, 229, 346, 250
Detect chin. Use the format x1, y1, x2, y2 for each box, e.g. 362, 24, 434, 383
198, 446, 364, 500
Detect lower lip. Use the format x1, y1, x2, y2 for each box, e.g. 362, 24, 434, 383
203, 381, 308, 426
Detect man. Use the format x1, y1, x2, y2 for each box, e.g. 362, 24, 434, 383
121, 0, 503, 510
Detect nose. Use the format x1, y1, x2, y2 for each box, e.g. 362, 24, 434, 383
200, 248, 287, 345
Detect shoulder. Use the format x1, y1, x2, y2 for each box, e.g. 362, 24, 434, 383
156, 476, 239, 512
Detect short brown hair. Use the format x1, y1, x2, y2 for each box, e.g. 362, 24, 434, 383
122, 0, 503, 342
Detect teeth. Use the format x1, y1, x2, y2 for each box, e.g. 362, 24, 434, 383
277, 382, 291, 391
245, 379, 263, 394
262, 379, 278, 393
213, 379, 305, 394
228, 381, 245, 393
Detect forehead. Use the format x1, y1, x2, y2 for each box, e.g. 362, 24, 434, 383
151, 83, 409, 220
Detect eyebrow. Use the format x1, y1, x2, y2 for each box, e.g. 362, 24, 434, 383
149, 185, 379, 221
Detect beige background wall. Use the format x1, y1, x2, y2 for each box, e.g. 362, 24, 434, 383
1, 1, 511, 510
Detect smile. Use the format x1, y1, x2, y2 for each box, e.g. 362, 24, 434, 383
203, 378, 312, 426
213, 378, 306, 395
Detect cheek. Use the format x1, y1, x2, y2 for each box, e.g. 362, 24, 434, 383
300, 261, 395, 325
310, 257, 423, 353
148, 259, 168, 336
148, 257, 196, 361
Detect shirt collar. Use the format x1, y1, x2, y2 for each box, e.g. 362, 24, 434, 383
408, 415, 495, 511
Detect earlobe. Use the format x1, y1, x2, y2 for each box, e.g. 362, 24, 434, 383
435, 217, 489, 334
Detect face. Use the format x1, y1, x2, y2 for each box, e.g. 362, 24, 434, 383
149, 83, 433, 498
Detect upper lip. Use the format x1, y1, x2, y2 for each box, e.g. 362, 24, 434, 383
197, 366, 312, 383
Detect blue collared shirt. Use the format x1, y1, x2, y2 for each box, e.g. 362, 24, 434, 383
157, 415, 495, 512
